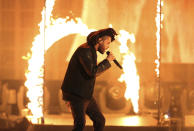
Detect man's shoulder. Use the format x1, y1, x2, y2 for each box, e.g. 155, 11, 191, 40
80, 43, 90, 48
77, 43, 92, 53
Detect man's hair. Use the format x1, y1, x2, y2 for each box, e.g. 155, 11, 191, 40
87, 28, 118, 46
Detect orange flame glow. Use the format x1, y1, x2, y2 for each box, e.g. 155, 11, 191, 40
117, 30, 140, 113
155, 0, 163, 77
23, 0, 142, 122
23, 0, 93, 123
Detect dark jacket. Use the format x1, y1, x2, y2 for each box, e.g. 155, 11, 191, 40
61, 43, 111, 100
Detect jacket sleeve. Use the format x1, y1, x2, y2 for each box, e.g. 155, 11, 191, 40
78, 48, 111, 77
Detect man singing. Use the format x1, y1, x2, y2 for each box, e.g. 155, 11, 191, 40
61, 28, 118, 131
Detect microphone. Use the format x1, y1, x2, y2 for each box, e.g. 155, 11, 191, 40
106, 51, 123, 69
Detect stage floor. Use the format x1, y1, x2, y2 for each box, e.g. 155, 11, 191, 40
2, 114, 194, 131
44, 113, 157, 126
43, 113, 194, 127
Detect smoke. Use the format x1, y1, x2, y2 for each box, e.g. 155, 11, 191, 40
66, 0, 194, 63
66, 0, 146, 61
163, 0, 194, 63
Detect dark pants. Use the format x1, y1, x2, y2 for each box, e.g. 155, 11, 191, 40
69, 97, 105, 131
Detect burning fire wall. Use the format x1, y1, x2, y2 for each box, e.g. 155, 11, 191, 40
0, 0, 194, 124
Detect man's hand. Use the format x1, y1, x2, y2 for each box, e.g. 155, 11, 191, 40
106, 51, 115, 62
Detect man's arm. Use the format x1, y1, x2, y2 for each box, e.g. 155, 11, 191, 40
78, 48, 111, 77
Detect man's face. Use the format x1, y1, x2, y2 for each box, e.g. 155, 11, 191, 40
98, 36, 111, 54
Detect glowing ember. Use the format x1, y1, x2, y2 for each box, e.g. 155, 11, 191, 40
23, 0, 93, 123
117, 30, 140, 113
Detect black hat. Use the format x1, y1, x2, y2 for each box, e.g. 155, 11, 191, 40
87, 28, 118, 46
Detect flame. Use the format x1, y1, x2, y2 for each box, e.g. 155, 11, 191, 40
155, 0, 163, 77
117, 30, 140, 113
23, 0, 93, 123
23, 0, 143, 122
